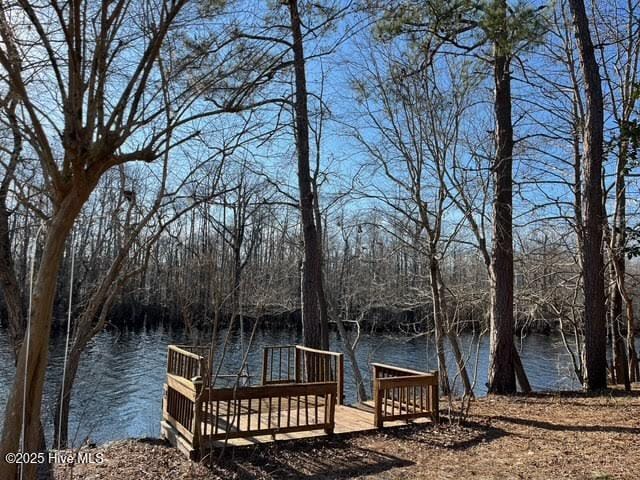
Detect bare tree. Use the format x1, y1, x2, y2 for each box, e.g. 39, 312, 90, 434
0, 1, 258, 477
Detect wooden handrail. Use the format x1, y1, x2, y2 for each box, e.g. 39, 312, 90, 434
169, 345, 206, 361
198, 381, 337, 442
376, 375, 438, 388
167, 345, 206, 381
200, 381, 336, 401
164, 344, 343, 454
372, 362, 437, 378
296, 345, 342, 356
372, 363, 439, 428
260, 345, 344, 404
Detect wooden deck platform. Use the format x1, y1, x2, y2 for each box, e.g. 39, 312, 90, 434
161, 345, 439, 459
161, 401, 432, 452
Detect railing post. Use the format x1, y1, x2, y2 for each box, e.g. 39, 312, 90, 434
338, 353, 344, 405
261, 347, 269, 385
373, 366, 383, 428
295, 347, 301, 383
192, 376, 203, 450
431, 370, 439, 424
325, 389, 336, 435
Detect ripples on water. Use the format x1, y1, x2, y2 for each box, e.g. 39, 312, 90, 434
0, 325, 586, 446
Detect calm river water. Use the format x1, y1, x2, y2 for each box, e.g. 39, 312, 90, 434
0, 326, 585, 447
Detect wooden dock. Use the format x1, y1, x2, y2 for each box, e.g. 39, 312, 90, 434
161, 345, 439, 459
162, 401, 431, 452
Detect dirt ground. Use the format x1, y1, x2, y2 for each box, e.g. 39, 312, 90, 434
54, 389, 640, 480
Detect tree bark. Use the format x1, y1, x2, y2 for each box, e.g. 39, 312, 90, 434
0, 190, 87, 480
568, 0, 607, 391
487, 7, 517, 394
287, 0, 329, 350
428, 258, 451, 395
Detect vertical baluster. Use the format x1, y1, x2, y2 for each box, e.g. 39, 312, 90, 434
180, 393, 184, 427
279, 347, 283, 380
402, 387, 406, 414
304, 394, 309, 425
412, 386, 416, 414
247, 398, 251, 431
202, 399, 206, 437
235, 398, 240, 433
206, 399, 211, 436
391, 388, 395, 417
381, 387, 385, 418
214, 400, 219, 435
323, 393, 328, 425
270, 348, 274, 382
277, 396, 282, 428
405, 387, 409, 414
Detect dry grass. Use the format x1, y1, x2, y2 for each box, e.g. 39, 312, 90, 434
54, 388, 640, 480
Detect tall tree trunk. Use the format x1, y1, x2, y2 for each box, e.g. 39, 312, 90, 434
568, 0, 607, 391
487, 6, 517, 393
609, 197, 630, 390
288, 0, 328, 350
428, 258, 451, 395
611, 140, 638, 384
1, 191, 86, 480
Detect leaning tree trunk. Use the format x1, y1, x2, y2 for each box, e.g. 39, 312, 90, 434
568, 0, 607, 391
0, 191, 86, 480
487, 23, 517, 394
435, 263, 473, 397
609, 255, 630, 389
288, 0, 328, 350
334, 313, 368, 402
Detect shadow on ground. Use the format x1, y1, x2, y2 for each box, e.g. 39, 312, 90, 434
489, 415, 640, 435
234, 444, 411, 479
378, 420, 508, 451
211, 421, 507, 479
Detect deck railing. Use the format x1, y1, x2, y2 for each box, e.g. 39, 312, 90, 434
261, 345, 297, 384
372, 363, 439, 427
198, 381, 337, 442
163, 344, 341, 454
164, 373, 203, 446
261, 345, 344, 404
167, 345, 207, 380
